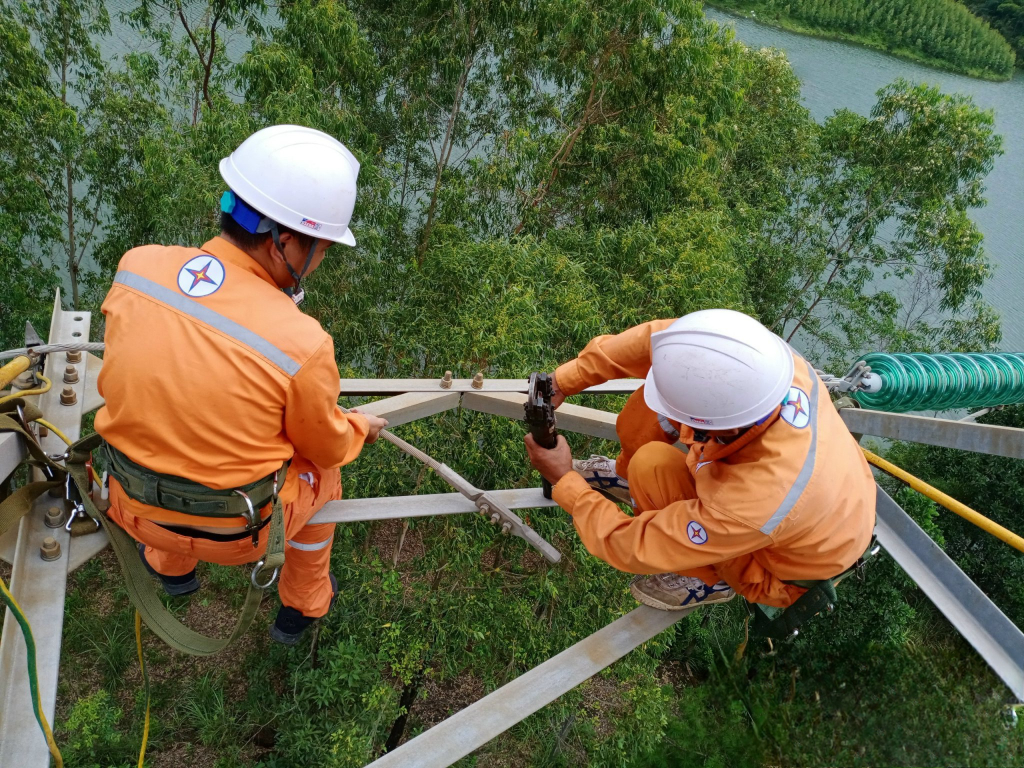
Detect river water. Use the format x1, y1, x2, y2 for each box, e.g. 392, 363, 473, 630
705, 8, 1024, 352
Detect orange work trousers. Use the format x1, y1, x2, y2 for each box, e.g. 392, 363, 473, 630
614, 387, 680, 479
616, 388, 720, 587
107, 455, 341, 618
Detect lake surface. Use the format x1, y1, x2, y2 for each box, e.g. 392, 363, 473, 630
705, 8, 1024, 352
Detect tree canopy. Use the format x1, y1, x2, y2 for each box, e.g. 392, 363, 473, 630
713, 0, 1017, 79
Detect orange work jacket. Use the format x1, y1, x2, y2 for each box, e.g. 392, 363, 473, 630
95, 236, 369, 526
552, 320, 876, 605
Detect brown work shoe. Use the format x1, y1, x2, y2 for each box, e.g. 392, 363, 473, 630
630, 573, 736, 611
572, 454, 632, 504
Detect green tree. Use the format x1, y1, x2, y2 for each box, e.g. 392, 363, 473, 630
12, 0, 112, 310
754, 80, 1002, 368
0, 13, 68, 348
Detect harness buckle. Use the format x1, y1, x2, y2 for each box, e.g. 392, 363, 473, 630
234, 490, 259, 548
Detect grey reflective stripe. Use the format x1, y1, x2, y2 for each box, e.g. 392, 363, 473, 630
287, 535, 333, 552
657, 414, 680, 440
115, 270, 300, 376
760, 359, 819, 535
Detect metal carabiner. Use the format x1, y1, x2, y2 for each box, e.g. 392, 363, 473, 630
250, 559, 280, 589
234, 489, 260, 548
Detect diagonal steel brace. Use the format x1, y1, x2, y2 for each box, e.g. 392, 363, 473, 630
346, 409, 561, 564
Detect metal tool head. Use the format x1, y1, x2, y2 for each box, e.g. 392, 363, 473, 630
24, 321, 43, 349
475, 491, 561, 564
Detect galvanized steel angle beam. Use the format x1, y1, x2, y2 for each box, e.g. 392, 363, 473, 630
0, 291, 91, 766
313, 487, 558, 524
875, 486, 1024, 700
462, 391, 620, 441
350, 391, 461, 427
0, 432, 28, 489
840, 407, 1024, 460
365, 605, 692, 768
338, 378, 642, 395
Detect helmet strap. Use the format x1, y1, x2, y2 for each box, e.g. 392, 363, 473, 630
270, 222, 320, 302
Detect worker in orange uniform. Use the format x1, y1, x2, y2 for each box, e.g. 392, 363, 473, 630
95, 125, 388, 644
524, 309, 876, 611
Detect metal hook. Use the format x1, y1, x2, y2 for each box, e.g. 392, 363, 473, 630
234, 490, 260, 548
250, 559, 280, 589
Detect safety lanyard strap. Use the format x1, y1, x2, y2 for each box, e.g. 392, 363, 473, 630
67, 434, 285, 656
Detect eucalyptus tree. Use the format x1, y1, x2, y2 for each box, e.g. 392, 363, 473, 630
4, 0, 112, 310
0, 20, 66, 348
758, 80, 1002, 367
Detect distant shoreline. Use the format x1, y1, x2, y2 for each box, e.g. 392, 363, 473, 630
705, 3, 1014, 83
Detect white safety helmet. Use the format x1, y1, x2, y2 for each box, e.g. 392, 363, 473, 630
219, 124, 360, 247
644, 309, 794, 431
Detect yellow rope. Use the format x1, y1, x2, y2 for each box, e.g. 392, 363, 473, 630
135, 611, 151, 768
0, 373, 53, 407
863, 448, 1024, 554
0, 578, 64, 767
35, 417, 72, 447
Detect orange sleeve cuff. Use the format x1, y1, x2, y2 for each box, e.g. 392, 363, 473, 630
348, 411, 371, 436
554, 359, 587, 397
551, 471, 592, 515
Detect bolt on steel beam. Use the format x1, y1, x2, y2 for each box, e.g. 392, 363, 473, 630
0, 292, 91, 767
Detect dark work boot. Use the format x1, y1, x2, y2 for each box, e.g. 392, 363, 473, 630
138, 543, 200, 596
269, 573, 339, 646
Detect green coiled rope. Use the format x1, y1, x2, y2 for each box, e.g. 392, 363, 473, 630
852, 352, 1024, 412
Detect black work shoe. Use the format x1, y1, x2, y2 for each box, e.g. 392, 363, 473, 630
269, 573, 339, 646
138, 543, 200, 597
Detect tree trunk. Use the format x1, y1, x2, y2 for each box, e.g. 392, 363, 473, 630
416, 27, 476, 262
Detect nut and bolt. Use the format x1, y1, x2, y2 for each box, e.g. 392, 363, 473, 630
501, 522, 512, 536
44, 506, 66, 529
490, 513, 501, 525
471, 372, 484, 389
63, 365, 79, 384
440, 371, 453, 389
12, 371, 36, 390
60, 386, 77, 405
65, 350, 82, 364
40, 536, 61, 561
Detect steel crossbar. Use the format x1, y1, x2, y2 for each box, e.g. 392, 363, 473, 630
875, 486, 1024, 699
366, 605, 692, 768
339, 378, 642, 395
841, 408, 1024, 460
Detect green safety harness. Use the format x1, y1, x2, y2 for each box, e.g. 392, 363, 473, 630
0, 398, 287, 656
747, 536, 880, 639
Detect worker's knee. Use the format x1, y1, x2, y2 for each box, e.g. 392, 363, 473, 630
629, 441, 687, 483
628, 442, 694, 511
